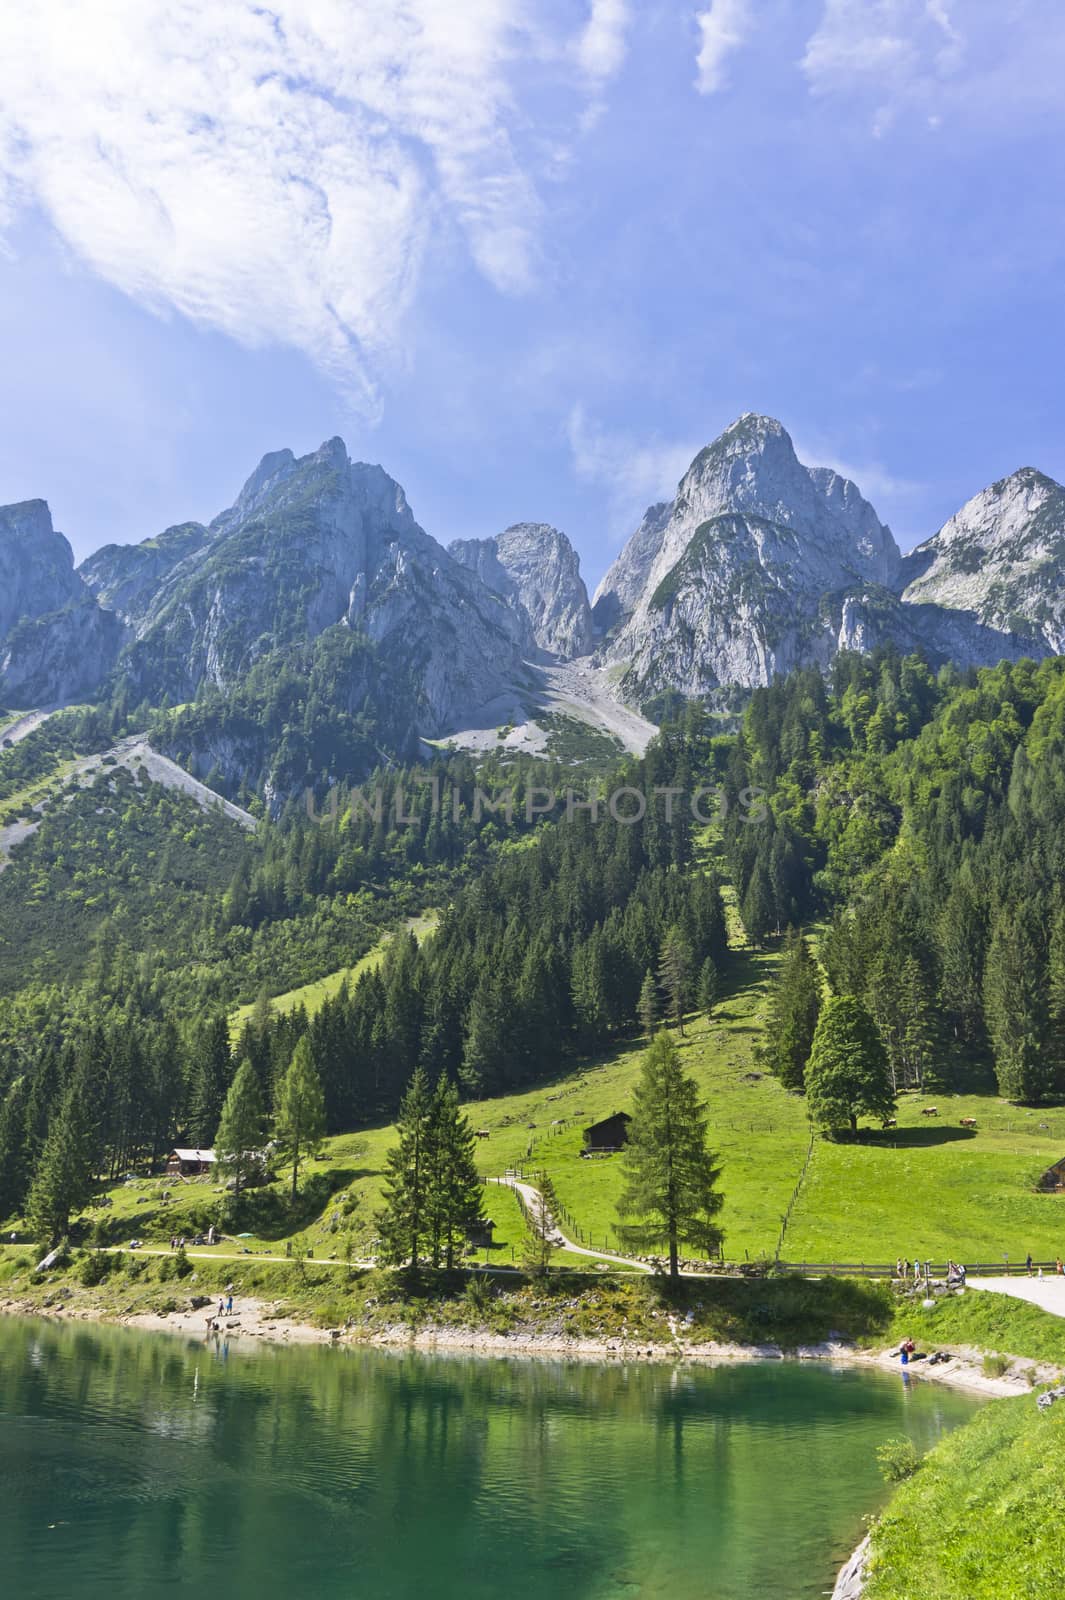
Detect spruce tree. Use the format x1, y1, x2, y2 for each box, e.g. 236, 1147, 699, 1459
805, 995, 895, 1136
25, 1078, 96, 1245
763, 927, 821, 1091
376, 1066, 435, 1270
214, 1059, 265, 1197
189, 1014, 233, 1146
274, 1036, 326, 1204
638, 969, 661, 1037
616, 1033, 724, 1278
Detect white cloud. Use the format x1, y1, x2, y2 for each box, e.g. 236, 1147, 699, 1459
801, 0, 963, 128
695, 0, 752, 95
568, 406, 699, 535
0, 1, 576, 408
574, 0, 631, 83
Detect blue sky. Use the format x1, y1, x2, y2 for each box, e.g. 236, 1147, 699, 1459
0, 1, 1062, 589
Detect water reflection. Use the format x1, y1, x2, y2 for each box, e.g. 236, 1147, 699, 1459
0, 1318, 979, 1600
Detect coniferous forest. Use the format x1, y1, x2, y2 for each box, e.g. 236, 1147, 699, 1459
4, 648, 1065, 1231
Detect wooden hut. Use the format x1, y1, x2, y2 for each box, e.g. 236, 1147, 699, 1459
166, 1148, 218, 1178
582, 1111, 631, 1153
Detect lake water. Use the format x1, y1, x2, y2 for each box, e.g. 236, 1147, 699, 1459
0, 1317, 979, 1600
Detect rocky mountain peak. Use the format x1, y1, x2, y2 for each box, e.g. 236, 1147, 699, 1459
448, 520, 593, 659
0, 500, 85, 643
900, 465, 1065, 651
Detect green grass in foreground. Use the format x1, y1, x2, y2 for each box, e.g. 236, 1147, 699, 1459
886, 1287, 1065, 1368
865, 1391, 1065, 1600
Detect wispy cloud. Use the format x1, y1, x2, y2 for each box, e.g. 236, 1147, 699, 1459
568, 406, 699, 536
801, 0, 964, 133
0, 1, 625, 410
695, 0, 752, 95
574, 0, 631, 83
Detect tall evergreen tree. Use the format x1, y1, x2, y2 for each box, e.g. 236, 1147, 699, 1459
274, 1036, 326, 1203
25, 1078, 96, 1245
425, 1077, 485, 1269
762, 928, 821, 1092
658, 925, 694, 1035
214, 1059, 265, 1197
0, 1077, 31, 1224
616, 1033, 724, 1278
638, 969, 662, 1037
189, 1015, 233, 1146
805, 995, 895, 1136
983, 907, 1051, 1102
376, 1066, 435, 1270
697, 956, 719, 1019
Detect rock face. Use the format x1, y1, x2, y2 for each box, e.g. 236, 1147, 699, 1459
0, 501, 124, 706
595, 415, 1061, 702
900, 468, 1065, 653
79, 521, 210, 626
449, 522, 594, 658
0, 501, 86, 642
597, 416, 903, 699
119, 438, 530, 732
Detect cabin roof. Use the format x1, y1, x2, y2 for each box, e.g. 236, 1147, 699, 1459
170, 1148, 217, 1163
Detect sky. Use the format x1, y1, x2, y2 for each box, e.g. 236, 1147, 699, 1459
0, 0, 1063, 590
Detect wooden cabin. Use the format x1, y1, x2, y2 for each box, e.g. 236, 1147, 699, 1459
1038, 1156, 1065, 1193
166, 1148, 218, 1178
582, 1111, 631, 1153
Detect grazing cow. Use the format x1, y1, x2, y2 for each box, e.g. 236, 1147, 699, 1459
921, 1107, 939, 1116
960, 1117, 977, 1128
882, 1118, 897, 1129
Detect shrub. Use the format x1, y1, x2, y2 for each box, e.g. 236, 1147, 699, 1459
77, 1250, 113, 1287
982, 1352, 1010, 1378
877, 1437, 921, 1483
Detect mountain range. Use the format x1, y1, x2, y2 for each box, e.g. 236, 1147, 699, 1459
2, 414, 1063, 778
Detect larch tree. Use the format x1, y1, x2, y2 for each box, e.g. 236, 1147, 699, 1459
214, 1058, 265, 1198
805, 995, 895, 1136
616, 1033, 724, 1278
274, 1036, 326, 1204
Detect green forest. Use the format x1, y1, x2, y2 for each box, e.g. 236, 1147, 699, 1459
4, 646, 1065, 1246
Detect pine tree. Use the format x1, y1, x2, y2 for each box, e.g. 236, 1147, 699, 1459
214, 1059, 265, 1197
616, 1033, 724, 1278
25, 1078, 96, 1245
376, 1066, 435, 1270
658, 925, 694, 1035
805, 995, 895, 1136
274, 1036, 326, 1204
697, 955, 719, 1018
763, 927, 821, 1092
638, 969, 662, 1037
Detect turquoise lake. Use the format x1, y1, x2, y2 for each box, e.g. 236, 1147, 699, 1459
0, 1318, 979, 1599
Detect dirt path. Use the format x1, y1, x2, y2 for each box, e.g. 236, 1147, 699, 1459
969, 1275, 1065, 1318
492, 1174, 654, 1272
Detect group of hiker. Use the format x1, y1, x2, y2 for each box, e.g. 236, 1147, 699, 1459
894, 1257, 962, 1285
205, 1285, 236, 1333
